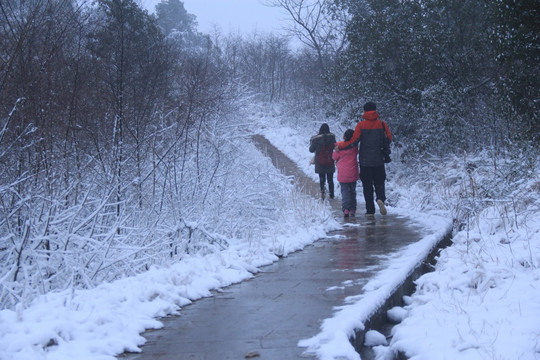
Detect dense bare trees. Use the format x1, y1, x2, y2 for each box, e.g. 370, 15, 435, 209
265, 0, 348, 74
0, 0, 324, 310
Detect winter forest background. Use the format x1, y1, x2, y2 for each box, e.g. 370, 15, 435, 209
0, 0, 538, 314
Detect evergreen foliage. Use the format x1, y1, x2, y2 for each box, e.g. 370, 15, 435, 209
491, 0, 540, 143
331, 0, 538, 156
155, 0, 196, 35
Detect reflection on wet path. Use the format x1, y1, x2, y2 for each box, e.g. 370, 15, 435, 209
120, 135, 423, 360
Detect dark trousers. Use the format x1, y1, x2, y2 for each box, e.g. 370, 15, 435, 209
340, 181, 357, 212
359, 166, 386, 214
318, 172, 334, 197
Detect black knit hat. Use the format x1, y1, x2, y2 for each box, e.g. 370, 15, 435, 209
363, 102, 376, 111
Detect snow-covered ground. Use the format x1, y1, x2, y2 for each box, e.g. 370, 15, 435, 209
1, 104, 538, 360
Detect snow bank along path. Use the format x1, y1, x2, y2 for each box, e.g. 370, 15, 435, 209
297, 209, 452, 360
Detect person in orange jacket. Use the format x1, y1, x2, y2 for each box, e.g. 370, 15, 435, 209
335, 102, 392, 215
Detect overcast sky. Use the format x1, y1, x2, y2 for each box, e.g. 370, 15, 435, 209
141, 0, 287, 36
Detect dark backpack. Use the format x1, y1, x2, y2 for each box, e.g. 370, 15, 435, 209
317, 143, 334, 166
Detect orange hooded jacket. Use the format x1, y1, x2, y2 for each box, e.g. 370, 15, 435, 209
337, 111, 392, 167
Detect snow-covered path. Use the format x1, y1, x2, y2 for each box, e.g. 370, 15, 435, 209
119, 135, 450, 359
121, 212, 428, 359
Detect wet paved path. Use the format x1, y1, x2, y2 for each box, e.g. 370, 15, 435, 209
120, 135, 422, 360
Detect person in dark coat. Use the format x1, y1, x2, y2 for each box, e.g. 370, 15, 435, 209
335, 102, 392, 215
309, 123, 336, 200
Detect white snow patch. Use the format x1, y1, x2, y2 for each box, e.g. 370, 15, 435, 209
386, 306, 407, 324
364, 330, 388, 347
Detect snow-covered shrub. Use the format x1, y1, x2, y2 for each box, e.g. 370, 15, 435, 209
386, 143, 539, 360
0, 104, 332, 311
